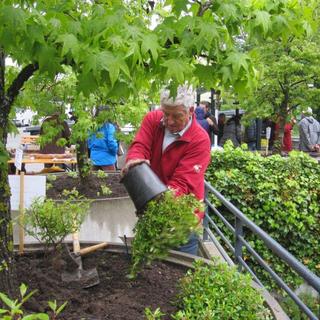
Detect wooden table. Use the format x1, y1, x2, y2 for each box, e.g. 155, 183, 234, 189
8, 154, 77, 172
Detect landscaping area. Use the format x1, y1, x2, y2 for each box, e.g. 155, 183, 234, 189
1, 1, 320, 319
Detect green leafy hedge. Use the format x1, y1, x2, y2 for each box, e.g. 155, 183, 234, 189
172, 260, 272, 320
205, 142, 320, 289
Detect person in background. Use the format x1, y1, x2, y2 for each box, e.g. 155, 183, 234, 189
274, 117, 296, 152
200, 100, 219, 143
298, 107, 320, 152
88, 106, 118, 171
39, 112, 71, 155
121, 85, 211, 255
244, 119, 257, 151
217, 113, 226, 144
219, 114, 242, 147
194, 104, 210, 136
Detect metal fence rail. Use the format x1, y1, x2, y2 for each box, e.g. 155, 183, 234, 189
203, 180, 320, 320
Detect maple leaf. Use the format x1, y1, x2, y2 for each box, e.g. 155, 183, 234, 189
141, 34, 161, 62
224, 52, 249, 76
254, 10, 271, 35
56, 33, 79, 57
162, 59, 192, 83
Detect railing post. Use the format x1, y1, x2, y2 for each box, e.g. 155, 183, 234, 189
235, 217, 244, 272
203, 185, 209, 241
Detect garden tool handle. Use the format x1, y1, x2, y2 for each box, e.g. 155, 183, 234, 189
72, 231, 81, 254
79, 242, 108, 256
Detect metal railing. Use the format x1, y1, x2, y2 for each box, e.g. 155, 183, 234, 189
203, 180, 320, 320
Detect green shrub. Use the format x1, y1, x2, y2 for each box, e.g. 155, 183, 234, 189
172, 260, 272, 320
206, 141, 320, 289
130, 192, 200, 278
25, 189, 90, 252
281, 292, 320, 320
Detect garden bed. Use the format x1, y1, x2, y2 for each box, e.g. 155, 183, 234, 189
14, 249, 187, 320
46, 172, 128, 200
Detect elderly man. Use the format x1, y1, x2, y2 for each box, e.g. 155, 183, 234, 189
298, 107, 320, 152
122, 85, 211, 255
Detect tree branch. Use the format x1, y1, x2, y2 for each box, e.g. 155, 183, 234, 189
6, 63, 39, 107
278, 80, 285, 93
290, 79, 307, 88
196, 0, 213, 17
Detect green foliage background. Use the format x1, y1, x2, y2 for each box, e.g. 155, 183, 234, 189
205, 142, 320, 289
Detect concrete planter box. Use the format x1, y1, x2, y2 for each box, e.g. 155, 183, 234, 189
12, 196, 137, 245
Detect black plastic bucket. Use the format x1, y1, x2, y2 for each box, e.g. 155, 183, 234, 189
120, 163, 168, 212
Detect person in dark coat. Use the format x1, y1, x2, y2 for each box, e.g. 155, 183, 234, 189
219, 114, 242, 147
244, 120, 257, 151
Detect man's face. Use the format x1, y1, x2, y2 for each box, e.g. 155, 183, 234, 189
161, 104, 191, 133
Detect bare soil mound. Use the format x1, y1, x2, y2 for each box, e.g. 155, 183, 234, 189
15, 250, 187, 320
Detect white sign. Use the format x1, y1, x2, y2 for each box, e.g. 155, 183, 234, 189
14, 147, 23, 171
9, 175, 46, 210
266, 127, 271, 140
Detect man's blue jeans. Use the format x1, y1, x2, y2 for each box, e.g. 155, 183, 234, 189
177, 233, 199, 256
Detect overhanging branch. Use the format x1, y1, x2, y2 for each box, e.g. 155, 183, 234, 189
6, 62, 39, 107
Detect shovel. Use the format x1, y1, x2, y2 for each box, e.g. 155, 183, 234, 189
61, 231, 107, 288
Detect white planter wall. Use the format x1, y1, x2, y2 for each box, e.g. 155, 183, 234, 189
11, 196, 137, 245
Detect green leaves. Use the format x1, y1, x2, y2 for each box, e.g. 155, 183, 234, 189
130, 192, 200, 278
206, 144, 320, 290
253, 10, 272, 36
57, 33, 79, 57
141, 34, 161, 62
162, 59, 193, 83
173, 260, 271, 320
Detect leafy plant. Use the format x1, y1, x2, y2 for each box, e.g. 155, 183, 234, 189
0, 283, 67, 319
94, 170, 108, 179
100, 184, 112, 196
172, 260, 272, 320
24, 189, 90, 252
129, 192, 200, 278
206, 142, 320, 290
144, 307, 165, 320
46, 174, 57, 182
67, 171, 78, 179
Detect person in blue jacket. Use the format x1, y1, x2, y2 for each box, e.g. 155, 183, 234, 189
195, 105, 210, 136
88, 106, 118, 171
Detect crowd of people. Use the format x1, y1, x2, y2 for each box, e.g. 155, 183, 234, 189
194, 104, 320, 153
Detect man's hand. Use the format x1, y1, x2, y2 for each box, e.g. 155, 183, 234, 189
120, 159, 150, 178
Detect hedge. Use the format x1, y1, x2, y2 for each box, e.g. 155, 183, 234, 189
205, 141, 320, 290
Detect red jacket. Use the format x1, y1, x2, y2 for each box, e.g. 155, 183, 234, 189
126, 110, 211, 204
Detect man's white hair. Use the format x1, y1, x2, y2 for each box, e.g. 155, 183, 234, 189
305, 107, 313, 115
160, 85, 195, 110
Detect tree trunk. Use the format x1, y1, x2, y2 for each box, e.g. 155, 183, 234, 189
0, 109, 16, 296
76, 139, 90, 184
0, 156, 16, 296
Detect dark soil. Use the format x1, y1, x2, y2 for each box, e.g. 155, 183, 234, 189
15, 250, 188, 320
46, 172, 128, 200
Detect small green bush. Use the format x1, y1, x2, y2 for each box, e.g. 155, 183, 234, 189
130, 192, 200, 278
172, 260, 272, 320
25, 189, 90, 252
206, 141, 320, 289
